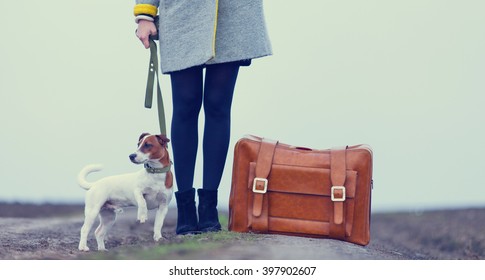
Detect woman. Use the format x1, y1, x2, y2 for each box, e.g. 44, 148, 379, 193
134, 0, 272, 234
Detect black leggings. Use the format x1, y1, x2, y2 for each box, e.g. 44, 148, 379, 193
170, 62, 240, 192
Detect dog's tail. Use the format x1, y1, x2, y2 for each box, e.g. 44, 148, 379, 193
77, 164, 103, 190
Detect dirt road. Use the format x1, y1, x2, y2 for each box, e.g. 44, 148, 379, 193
0, 203, 483, 260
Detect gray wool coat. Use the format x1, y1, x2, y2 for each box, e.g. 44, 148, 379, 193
136, 0, 272, 73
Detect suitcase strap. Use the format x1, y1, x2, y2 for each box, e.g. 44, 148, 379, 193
251, 138, 278, 232
330, 147, 347, 239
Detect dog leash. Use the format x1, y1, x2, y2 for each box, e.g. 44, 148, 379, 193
144, 38, 167, 136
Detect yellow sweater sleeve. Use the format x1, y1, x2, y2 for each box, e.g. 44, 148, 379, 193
134, 4, 158, 17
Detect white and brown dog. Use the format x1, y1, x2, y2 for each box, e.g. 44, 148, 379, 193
77, 133, 173, 251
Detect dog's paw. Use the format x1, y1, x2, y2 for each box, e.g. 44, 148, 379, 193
78, 244, 90, 252
137, 210, 148, 223
137, 215, 148, 223
153, 233, 165, 241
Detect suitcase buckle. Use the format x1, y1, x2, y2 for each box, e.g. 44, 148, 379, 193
252, 178, 268, 194
331, 186, 346, 202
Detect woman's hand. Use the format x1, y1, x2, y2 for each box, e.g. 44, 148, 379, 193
136, 20, 157, 49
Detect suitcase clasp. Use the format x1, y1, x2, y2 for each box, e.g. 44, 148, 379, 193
252, 178, 268, 194
331, 186, 346, 202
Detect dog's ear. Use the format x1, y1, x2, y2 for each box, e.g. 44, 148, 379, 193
156, 134, 170, 148
138, 133, 150, 144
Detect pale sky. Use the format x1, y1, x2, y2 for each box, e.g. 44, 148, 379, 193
1, 1, 484, 212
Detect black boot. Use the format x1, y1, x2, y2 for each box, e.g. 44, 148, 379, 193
197, 189, 222, 232
175, 188, 199, 235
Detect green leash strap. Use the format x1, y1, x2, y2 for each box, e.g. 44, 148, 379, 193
144, 38, 167, 136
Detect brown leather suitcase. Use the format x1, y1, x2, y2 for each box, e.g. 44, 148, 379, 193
228, 135, 373, 245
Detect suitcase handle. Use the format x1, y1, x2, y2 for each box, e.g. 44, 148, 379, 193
292, 146, 313, 151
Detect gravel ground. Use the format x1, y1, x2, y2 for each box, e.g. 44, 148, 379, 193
0, 202, 483, 260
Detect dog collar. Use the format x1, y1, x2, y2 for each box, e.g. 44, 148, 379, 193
144, 162, 172, 174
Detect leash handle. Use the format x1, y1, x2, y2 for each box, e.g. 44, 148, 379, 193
144, 39, 167, 136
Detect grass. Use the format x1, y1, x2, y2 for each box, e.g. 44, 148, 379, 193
80, 215, 258, 260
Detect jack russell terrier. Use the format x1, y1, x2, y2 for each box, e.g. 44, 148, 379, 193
77, 133, 173, 251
